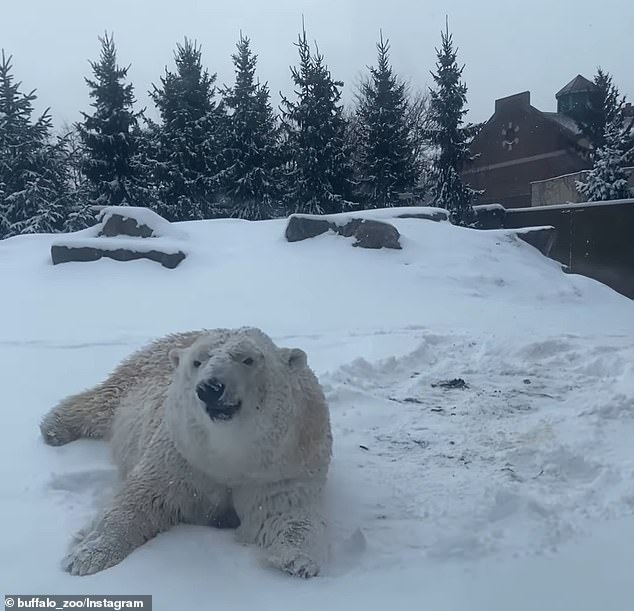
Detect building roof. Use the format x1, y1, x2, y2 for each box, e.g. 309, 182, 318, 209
542, 111, 582, 136
555, 74, 596, 99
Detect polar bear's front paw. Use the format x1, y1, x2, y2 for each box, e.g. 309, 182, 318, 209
40, 412, 76, 446
266, 548, 320, 579
62, 529, 128, 576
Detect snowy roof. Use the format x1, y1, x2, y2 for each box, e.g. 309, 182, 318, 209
555, 74, 596, 98
542, 112, 583, 136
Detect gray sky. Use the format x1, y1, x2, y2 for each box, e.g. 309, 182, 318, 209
1, 0, 632, 132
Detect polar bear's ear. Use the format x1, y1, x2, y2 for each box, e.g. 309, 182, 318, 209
280, 347, 307, 371
168, 348, 183, 367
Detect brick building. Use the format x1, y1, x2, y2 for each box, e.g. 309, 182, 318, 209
462, 76, 595, 208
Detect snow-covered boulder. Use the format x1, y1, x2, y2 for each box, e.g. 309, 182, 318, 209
286, 214, 402, 249
285, 206, 448, 250
348, 218, 401, 249
51, 206, 187, 269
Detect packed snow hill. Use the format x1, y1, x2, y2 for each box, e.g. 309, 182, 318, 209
1, 207, 633, 611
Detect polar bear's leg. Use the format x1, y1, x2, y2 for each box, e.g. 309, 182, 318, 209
233, 483, 327, 579
62, 435, 214, 576
40, 382, 121, 446
258, 511, 326, 578
63, 461, 176, 575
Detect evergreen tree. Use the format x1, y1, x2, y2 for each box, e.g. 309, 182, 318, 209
141, 38, 227, 221
57, 125, 96, 231
354, 33, 419, 208
76, 33, 142, 207
280, 25, 354, 215
576, 117, 633, 202
404, 88, 434, 185
569, 68, 630, 155
0, 51, 72, 238
128, 121, 162, 212
220, 33, 282, 220
426, 21, 480, 225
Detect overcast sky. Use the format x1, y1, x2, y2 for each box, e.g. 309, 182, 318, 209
1, 0, 632, 132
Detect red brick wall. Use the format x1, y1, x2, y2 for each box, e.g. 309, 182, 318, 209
463, 94, 591, 208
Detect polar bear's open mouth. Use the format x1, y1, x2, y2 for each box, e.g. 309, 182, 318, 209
196, 379, 242, 421
203, 400, 242, 421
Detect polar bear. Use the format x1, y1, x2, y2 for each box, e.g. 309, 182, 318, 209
39, 326, 333, 579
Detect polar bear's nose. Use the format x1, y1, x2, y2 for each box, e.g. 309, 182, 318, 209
196, 379, 225, 405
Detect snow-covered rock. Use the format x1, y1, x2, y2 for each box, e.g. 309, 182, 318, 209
50, 206, 188, 269
285, 206, 449, 249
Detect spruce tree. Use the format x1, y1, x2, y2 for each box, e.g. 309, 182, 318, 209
576, 117, 633, 202
76, 33, 142, 207
354, 33, 419, 208
0, 51, 72, 238
280, 25, 354, 215
569, 68, 631, 155
426, 21, 480, 225
220, 33, 281, 220
405, 89, 434, 185
143, 38, 227, 221
57, 125, 96, 231
128, 121, 162, 213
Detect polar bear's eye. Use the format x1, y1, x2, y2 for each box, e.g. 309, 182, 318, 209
242, 357, 254, 366
193, 360, 202, 368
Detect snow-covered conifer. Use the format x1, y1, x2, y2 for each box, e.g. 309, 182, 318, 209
141, 38, 227, 221
76, 33, 142, 207
354, 33, 419, 208
577, 118, 633, 201
426, 22, 480, 225
0, 51, 73, 237
220, 33, 282, 220
280, 25, 354, 215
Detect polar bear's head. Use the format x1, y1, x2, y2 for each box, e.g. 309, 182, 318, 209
165, 327, 309, 478
164, 327, 311, 479
168, 327, 306, 425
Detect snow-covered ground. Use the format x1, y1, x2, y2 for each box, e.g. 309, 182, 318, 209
1, 210, 633, 610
